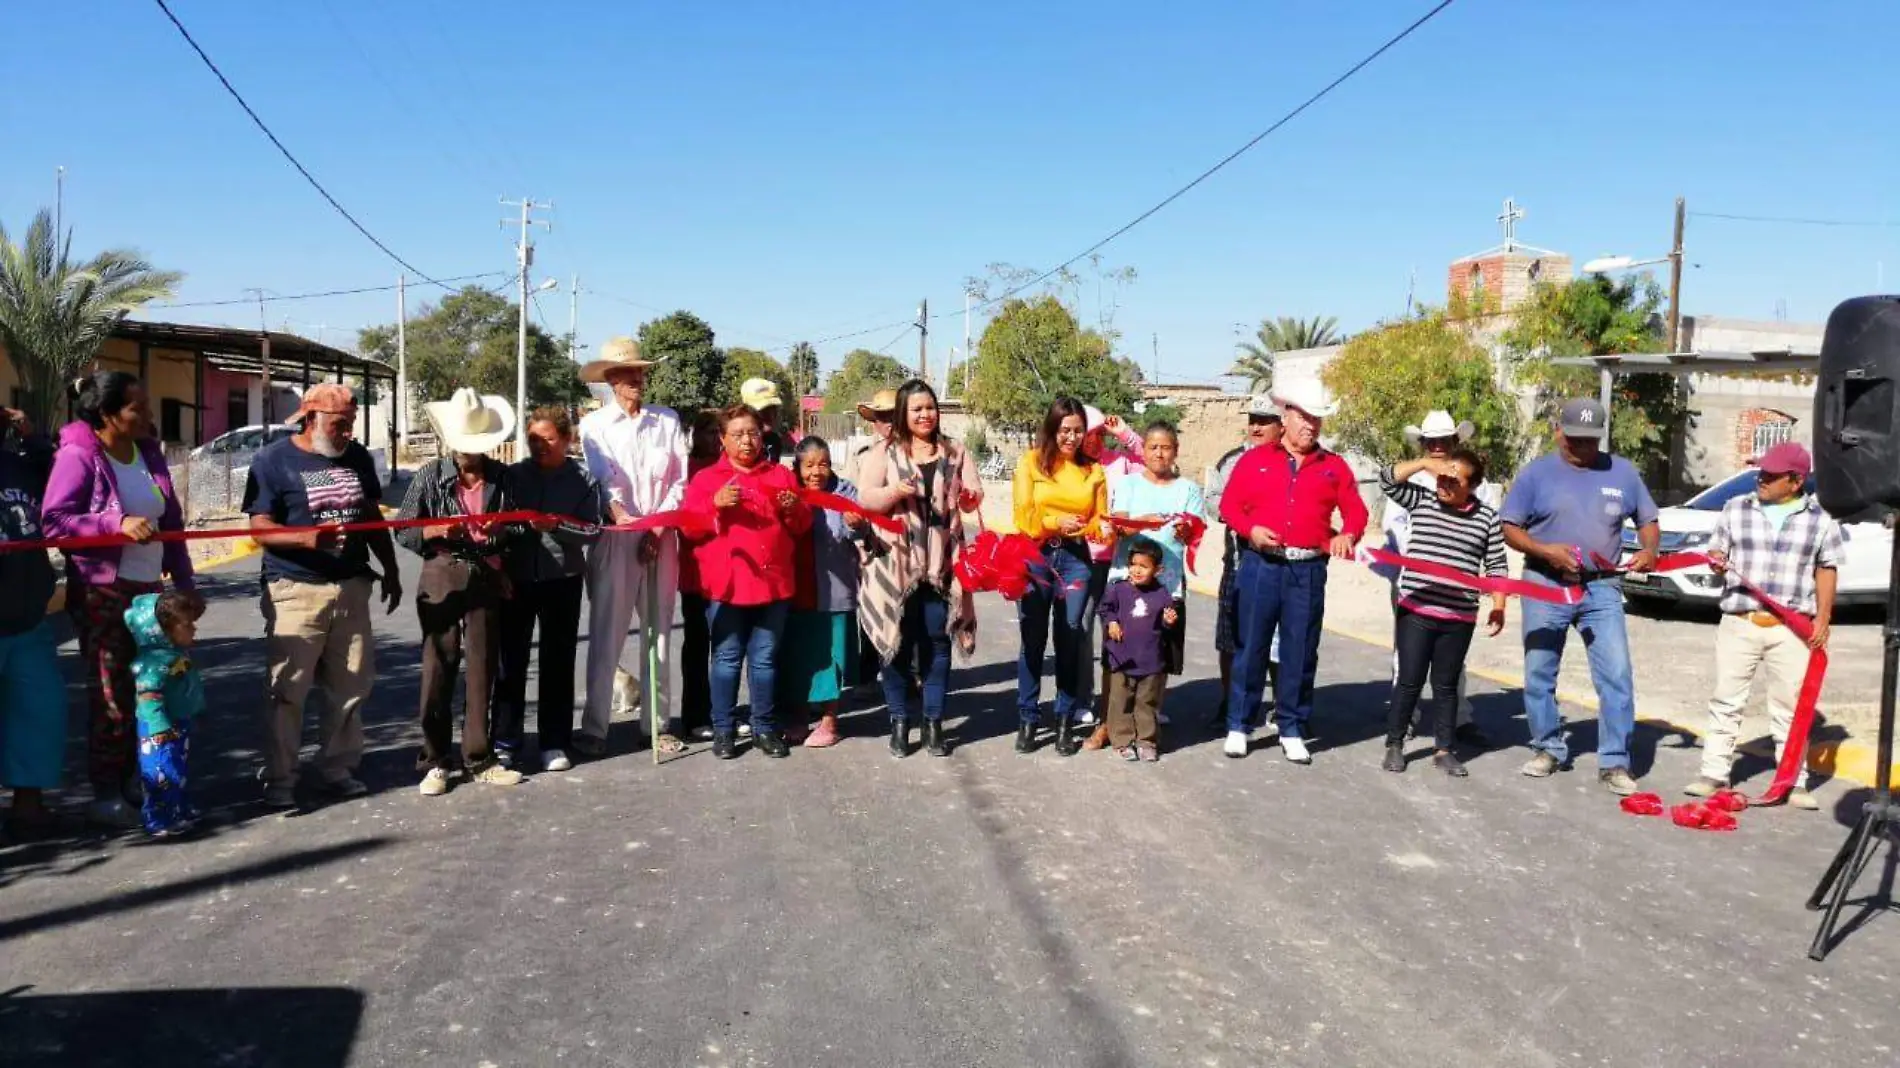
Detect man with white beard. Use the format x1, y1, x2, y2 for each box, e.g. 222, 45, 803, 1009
243, 383, 402, 808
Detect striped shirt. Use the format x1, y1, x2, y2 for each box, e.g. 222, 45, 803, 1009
1380, 466, 1506, 622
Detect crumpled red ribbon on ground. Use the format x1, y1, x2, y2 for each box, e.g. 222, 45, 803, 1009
1669, 802, 1740, 832
1620, 792, 1666, 816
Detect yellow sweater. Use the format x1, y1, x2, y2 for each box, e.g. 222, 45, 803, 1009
1012, 454, 1109, 539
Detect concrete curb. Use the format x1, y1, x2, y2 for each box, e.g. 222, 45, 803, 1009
978, 511, 1892, 790
193, 505, 398, 574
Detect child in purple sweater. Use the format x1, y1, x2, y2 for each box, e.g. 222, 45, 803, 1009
1097, 537, 1179, 762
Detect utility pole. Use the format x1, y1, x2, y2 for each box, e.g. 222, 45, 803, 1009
501, 196, 552, 449
568, 274, 584, 361
1151, 333, 1159, 383
1666, 195, 1687, 353
246, 288, 272, 424
54, 166, 64, 244
917, 298, 929, 381
395, 274, 409, 441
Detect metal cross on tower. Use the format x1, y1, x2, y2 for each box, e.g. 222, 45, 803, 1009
1497, 197, 1525, 251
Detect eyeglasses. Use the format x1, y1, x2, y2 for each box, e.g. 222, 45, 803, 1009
1756, 469, 1798, 482
725, 428, 763, 441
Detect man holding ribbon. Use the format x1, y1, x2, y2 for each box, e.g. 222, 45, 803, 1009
1218, 380, 1366, 765
244, 383, 401, 809
1500, 398, 1660, 795
1686, 442, 1839, 809
578, 337, 689, 757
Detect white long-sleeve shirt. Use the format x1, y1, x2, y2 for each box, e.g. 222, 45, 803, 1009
579, 402, 689, 518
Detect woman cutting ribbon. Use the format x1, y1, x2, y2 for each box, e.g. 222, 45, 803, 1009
855, 379, 981, 758
1012, 396, 1110, 757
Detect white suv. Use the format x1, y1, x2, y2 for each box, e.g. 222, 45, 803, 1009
1620, 468, 1892, 608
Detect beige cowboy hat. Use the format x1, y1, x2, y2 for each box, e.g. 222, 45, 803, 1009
579, 336, 657, 384
1269, 379, 1339, 419
424, 387, 516, 455
856, 387, 898, 421
1404, 409, 1475, 446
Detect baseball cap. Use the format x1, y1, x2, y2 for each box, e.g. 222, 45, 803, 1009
1244, 395, 1282, 420
1756, 441, 1813, 479
1559, 398, 1607, 439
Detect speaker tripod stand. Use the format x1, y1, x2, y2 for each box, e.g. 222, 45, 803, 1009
1807, 533, 1900, 961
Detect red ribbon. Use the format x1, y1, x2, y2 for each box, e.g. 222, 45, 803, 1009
1357, 546, 1584, 606
798, 488, 904, 535
954, 530, 1056, 602
1105, 513, 1210, 573
1670, 802, 1739, 832
0, 510, 550, 553
604, 509, 717, 539
1620, 792, 1666, 816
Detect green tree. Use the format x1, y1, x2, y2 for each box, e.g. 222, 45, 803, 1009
1501, 274, 1686, 466
1229, 315, 1343, 392
723, 347, 795, 411
1320, 309, 1521, 480
821, 348, 911, 415
0, 209, 182, 428
638, 311, 726, 415
964, 295, 1140, 432
358, 286, 583, 418
786, 341, 819, 400
1138, 402, 1184, 430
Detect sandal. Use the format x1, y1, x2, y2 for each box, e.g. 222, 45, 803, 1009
655, 733, 687, 755
1081, 724, 1111, 751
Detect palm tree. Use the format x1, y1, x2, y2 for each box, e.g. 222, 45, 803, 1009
1228, 315, 1343, 391
0, 209, 182, 428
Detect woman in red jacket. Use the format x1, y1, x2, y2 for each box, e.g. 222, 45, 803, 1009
683, 405, 813, 760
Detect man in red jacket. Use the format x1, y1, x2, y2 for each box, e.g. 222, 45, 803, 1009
1217, 380, 1367, 765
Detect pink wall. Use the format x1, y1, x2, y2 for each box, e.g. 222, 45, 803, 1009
200, 367, 255, 440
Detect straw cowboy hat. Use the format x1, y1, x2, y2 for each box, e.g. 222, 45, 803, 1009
741, 377, 784, 410
579, 336, 657, 384
1404, 409, 1475, 446
1269, 380, 1339, 419
424, 388, 516, 455
856, 387, 898, 421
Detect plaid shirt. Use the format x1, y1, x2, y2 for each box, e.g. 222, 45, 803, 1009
1707, 493, 1843, 616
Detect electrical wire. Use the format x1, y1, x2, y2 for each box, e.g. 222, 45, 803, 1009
1690, 211, 1899, 229
874, 323, 915, 356
151, 0, 462, 290
155, 272, 502, 309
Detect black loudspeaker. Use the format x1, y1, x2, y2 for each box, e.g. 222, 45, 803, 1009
1813, 295, 1900, 517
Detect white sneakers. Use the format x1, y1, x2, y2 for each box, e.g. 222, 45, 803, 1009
419, 768, 451, 797
542, 749, 572, 773
1280, 736, 1312, 764
1224, 731, 1249, 758
1077, 709, 1098, 727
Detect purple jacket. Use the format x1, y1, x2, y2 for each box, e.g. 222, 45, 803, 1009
41, 422, 195, 590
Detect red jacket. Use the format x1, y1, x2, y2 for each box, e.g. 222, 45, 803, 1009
1218, 442, 1368, 551
683, 454, 813, 606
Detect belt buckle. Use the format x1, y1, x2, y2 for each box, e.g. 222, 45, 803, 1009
1748, 611, 1780, 628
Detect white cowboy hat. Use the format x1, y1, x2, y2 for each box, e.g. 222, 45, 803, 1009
1269, 380, 1339, 419
1404, 409, 1475, 446
424, 388, 516, 455
579, 336, 657, 384
741, 377, 784, 410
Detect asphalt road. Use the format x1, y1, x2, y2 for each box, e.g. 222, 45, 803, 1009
3, 549, 1898, 1068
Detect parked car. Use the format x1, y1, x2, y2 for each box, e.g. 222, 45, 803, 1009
1619, 468, 1893, 608
194, 423, 391, 482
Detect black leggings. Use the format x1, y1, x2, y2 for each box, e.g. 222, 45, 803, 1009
1387, 609, 1475, 749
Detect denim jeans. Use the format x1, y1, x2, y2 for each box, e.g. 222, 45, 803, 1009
1015, 541, 1098, 725
708, 600, 790, 736
882, 589, 951, 722
1226, 551, 1328, 737
1519, 574, 1635, 769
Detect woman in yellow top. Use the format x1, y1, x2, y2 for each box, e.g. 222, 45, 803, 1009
1012, 396, 1110, 756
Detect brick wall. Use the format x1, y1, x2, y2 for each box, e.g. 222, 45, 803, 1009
1732, 406, 1797, 468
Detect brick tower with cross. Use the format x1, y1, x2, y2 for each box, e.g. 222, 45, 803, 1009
1446, 197, 1573, 315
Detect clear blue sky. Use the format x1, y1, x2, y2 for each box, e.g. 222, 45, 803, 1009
4, 0, 1896, 386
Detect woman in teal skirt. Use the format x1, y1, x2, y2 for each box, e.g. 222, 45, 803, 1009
781, 438, 865, 748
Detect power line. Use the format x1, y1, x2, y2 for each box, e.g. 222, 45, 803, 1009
874, 323, 915, 355
1690, 210, 1900, 229
779, 0, 1459, 345
155, 272, 502, 309
150, 0, 460, 290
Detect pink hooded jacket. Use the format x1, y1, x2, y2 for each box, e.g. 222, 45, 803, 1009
40, 422, 195, 590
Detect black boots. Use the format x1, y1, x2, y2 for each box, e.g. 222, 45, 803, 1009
1053, 715, 1081, 757
755, 732, 790, 759
1014, 722, 1036, 754
923, 719, 949, 758
712, 732, 738, 760
889, 718, 910, 758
